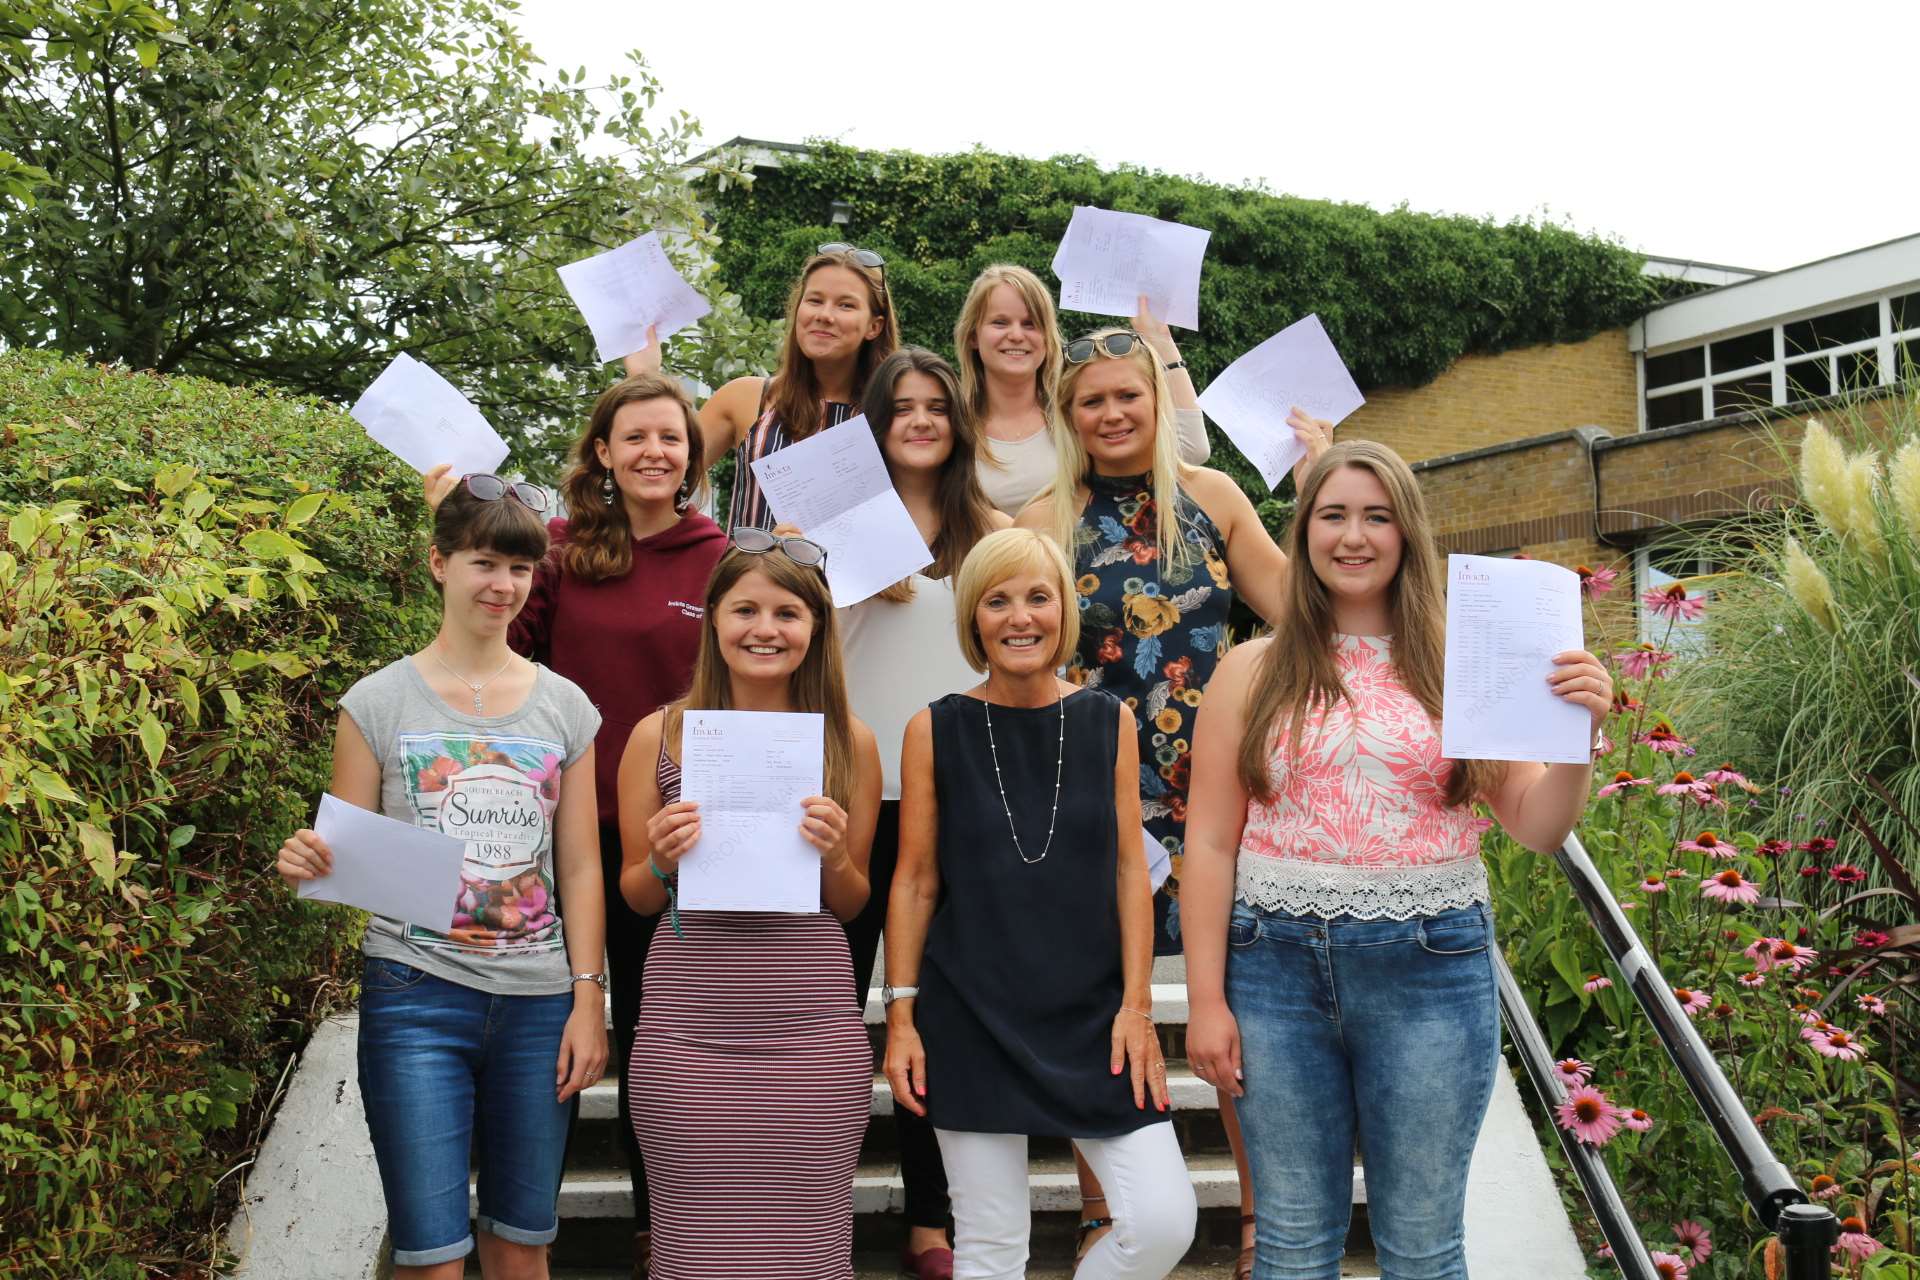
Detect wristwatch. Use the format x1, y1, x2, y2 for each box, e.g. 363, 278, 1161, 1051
572, 971, 608, 993
881, 984, 918, 1005
1162, 358, 1186, 372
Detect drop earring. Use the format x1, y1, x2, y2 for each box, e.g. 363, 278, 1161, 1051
601, 471, 616, 506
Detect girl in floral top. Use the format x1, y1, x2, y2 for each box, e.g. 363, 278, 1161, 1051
1180, 441, 1612, 1279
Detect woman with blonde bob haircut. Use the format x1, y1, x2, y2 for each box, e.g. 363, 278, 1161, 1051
1181, 441, 1612, 1279
884, 527, 1194, 1280
956, 269, 1209, 516
618, 535, 884, 1279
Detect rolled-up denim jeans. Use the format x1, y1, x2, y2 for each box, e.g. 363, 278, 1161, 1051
1225, 902, 1499, 1280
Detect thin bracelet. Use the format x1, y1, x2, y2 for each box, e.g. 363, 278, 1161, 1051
1120, 1006, 1154, 1022
648, 857, 685, 940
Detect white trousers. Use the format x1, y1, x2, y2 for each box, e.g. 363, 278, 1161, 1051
935, 1123, 1197, 1280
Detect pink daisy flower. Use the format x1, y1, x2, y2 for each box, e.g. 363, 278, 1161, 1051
1599, 771, 1653, 797
1623, 1107, 1653, 1131
1737, 971, 1766, 989
1701, 868, 1759, 905
1576, 564, 1619, 598
1800, 836, 1837, 858
1643, 582, 1706, 621
1553, 1058, 1594, 1087
1854, 928, 1890, 949
1755, 838, 1791, 858
1809, 1027, 1865, 1060
1770, 939, 1819, 972
1638, 722, 1696, 756
1673, 1220, 1712, 1266
1614, 644, 1675, 678
1595, 1243, 1615, 1260
1828, 863, 1866, 883
1584, 975, 1613, 992
1834, 1217, 1883, 1262
1700, 764, 1759, 793
1555, 1085, 1624, 1145
1658, 772, 1719, 805
1809, 1174, 1840, 1199
1677, 830, 1736, 857
1649, 1250, 1691, 1280
1672, 987, 1709, 1016
1640, 874, 1669, 894
1856, 993, 1887, 1015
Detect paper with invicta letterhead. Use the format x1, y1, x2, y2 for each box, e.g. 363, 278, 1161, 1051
676, 710, 825, 913
1441, 554, 1591, 764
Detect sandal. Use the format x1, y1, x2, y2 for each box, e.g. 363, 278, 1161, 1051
1235, 1212, 1255, 1280
632, 1228, 652, 1280
1074, 1194, 1113, 1268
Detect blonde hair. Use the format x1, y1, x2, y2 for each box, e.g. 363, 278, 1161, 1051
1038, 328, 1193, 571
667, 548, 858, 807
767, 249, 901, 443
1236, 440, 1504, 808
953, 264, 1065, 450
951, 528, 1082, 674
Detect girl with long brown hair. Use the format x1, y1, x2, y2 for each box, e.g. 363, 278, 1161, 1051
617, 536, 883, 1280
1180, 441, 1612, 1279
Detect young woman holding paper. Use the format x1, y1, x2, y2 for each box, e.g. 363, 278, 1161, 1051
882, 527, 1197, 1280
274, 481, 608, 1280
954, 270, 1210, 516
1015, 324, 1331, 1274
627, 245, 900, 529
1179, 441, 1611, 1279
617, 536, 882, 1280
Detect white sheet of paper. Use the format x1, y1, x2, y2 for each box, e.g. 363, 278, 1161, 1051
556, 232, 713, 364
1198, 315, 1367, 490
298, 793, 467, 929
1143, 826, 1172, 892
1050, 206, 1211, 329
677, 710, 825, 913
350, 353, 510, 477
1442, 555, 1590, 764
749, 415, 934, 607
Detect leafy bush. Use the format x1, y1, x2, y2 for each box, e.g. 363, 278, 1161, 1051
0, 350, 437, 1277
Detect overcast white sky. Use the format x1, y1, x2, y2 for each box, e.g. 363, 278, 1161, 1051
520, 0, 1917, 274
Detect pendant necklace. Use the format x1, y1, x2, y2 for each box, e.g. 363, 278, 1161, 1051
430, 646, 516, 714
981, 690, 1067, 864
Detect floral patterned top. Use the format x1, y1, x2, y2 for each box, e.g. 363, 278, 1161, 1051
1067, 470, 1232, 952
1236, 634, 1491, 921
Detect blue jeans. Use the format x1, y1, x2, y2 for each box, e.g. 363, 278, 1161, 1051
357, 956, 575, 1266
1226, 903, 1499, 1280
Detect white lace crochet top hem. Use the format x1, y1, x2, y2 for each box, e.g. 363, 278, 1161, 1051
1234, 855, 1490, 921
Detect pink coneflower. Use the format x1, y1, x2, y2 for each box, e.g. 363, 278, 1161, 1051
1828, 863, 1866, 884
1664, 867, 1693, 879
1658, 772, 1718, 804
1555, 1085, 1625, 1145
1641, 874, 1669, 894
1677, 830, 1736, 857
1595, 1243, 1615, 1261
1673, 987, 1710, 1016
1800, 836, 1838, 858
1755, 838, 1791, 858
1854, 928, 1891, 949
1554, 1058, 1594, 1087
1576, 564, 1619, 598
1623, 1107, 1654, 1131
1649, 1250, 1690, 1280
1809, 1174, 1841, 1199
1701, 868, 1760, 905
1673, 1220, 1712, 1266
1599, 771, 1653, 797
1809, 1027, 1865, 1060
1643, 582, 1707, 621
1800, 866, 1823, 879
1700, 764, 1760, 793
1737, 971, 1767, 989
1770, 939, 1819, 972
1834, 1216, 1882, 1262
1856, 993, 1887, 1015
1614, 644, 1675, 678
1584, 975, 1613, 992
1638, 722, 1696, 756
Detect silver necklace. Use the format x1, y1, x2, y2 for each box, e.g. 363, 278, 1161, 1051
981, 691, 1067, 865
429, 646, 516, 713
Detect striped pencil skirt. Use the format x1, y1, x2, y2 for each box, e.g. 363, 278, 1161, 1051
630, 910, 871, 1279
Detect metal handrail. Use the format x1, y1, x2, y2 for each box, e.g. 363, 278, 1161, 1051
1535, 834, 1838, 1276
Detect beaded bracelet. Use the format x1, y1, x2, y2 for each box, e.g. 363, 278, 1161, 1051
649, 858, 684, 939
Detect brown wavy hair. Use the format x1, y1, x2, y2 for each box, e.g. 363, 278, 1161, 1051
862, 348, 999, 601
664, 547, 858, 807
1235, 440, 1504, 809
557, 374, 705, 583
766, 249, 900, 443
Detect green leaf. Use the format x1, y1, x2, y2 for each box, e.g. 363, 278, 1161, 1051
138, 715, 166, 768
136, 39, 159, 69
27, 769, 80, 805
168, 824, 197, 850
153, 462, 196, 497
284, 492, 327, 528
240, 529, 300, 560
175, 676, 200, 726
75, 821, 117, 885
8, 509, 42, 550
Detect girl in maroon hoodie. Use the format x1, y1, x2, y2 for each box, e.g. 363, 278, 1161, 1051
426, 370, 725, 1276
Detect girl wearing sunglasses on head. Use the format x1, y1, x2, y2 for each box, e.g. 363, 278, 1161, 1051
275, 479, 608, 1280
426, 375, 727, 1277
1014, 325, 1332, 1276
628, 244, 900, 530
954, 273, 1211, 517
617, 531, 883, 1280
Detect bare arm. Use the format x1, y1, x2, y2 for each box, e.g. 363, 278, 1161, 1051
1109, 704, 1168, 1111
1484, 650, 1613, 853
1186, 468, 1291, 627
553, 747, 608, 1101
883, 709, 940, 1115
617, 712, 679, 916
694, 375, 767, 463
814, 720, 881, 921
275, 711, 382, 885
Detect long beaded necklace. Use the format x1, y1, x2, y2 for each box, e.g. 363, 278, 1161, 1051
429, 645, 516, 714
981, 691, 1067, 865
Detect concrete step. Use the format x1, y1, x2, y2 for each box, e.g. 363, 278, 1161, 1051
537, 1257, 1383, 1279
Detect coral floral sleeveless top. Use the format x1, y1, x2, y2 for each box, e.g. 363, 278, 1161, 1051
1236, 634, 1491, 921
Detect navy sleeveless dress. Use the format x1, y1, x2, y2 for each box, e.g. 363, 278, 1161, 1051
914, 689, 1168, 1139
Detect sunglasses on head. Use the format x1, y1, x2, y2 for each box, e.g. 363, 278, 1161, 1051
729, 526, 828, 568
463, 473, 550, 512
1063, 331, 1152, 366
818, 241, 886, 272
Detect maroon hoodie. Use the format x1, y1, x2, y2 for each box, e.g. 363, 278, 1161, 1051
510, 512, 727, 824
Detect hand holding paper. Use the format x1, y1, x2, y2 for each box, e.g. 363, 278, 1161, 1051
558, 232, 712, 364
1197, 315, 1366, 490
350, 353, 510, 478
677, 710, 826, 913
1051, 206, 1211, 330
1441, 555, 1591, 764
296, 793, 466, 928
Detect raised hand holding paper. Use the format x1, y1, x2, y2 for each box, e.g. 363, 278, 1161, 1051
350, 352, 510, 477
557, 231, 713, 364
1050, 206, 1211, 330
300, 793, 466, 929
677, 710, 825, 913
1441, 554, 1590, 764
1197, 315, 1366, 490
749, 415, 933, 607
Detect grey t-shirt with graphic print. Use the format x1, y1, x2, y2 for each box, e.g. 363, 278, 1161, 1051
338, 656, 601, 996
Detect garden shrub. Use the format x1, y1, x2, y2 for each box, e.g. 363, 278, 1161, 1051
0, 350, 438, 1277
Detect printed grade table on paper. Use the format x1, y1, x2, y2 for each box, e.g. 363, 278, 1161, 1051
1198, 315, 1367, 490
1050, 206, 1211, 330
350, 353, 510, 478
749, 415, 934, 607
556, 231, 713, 364
677, 711, 826, 913
1441, 554, 1591, 765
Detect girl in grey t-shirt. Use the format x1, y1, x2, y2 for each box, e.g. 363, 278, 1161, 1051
275, 478, 607, 1272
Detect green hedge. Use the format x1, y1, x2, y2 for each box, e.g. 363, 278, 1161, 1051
0, 351, 438, 1277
